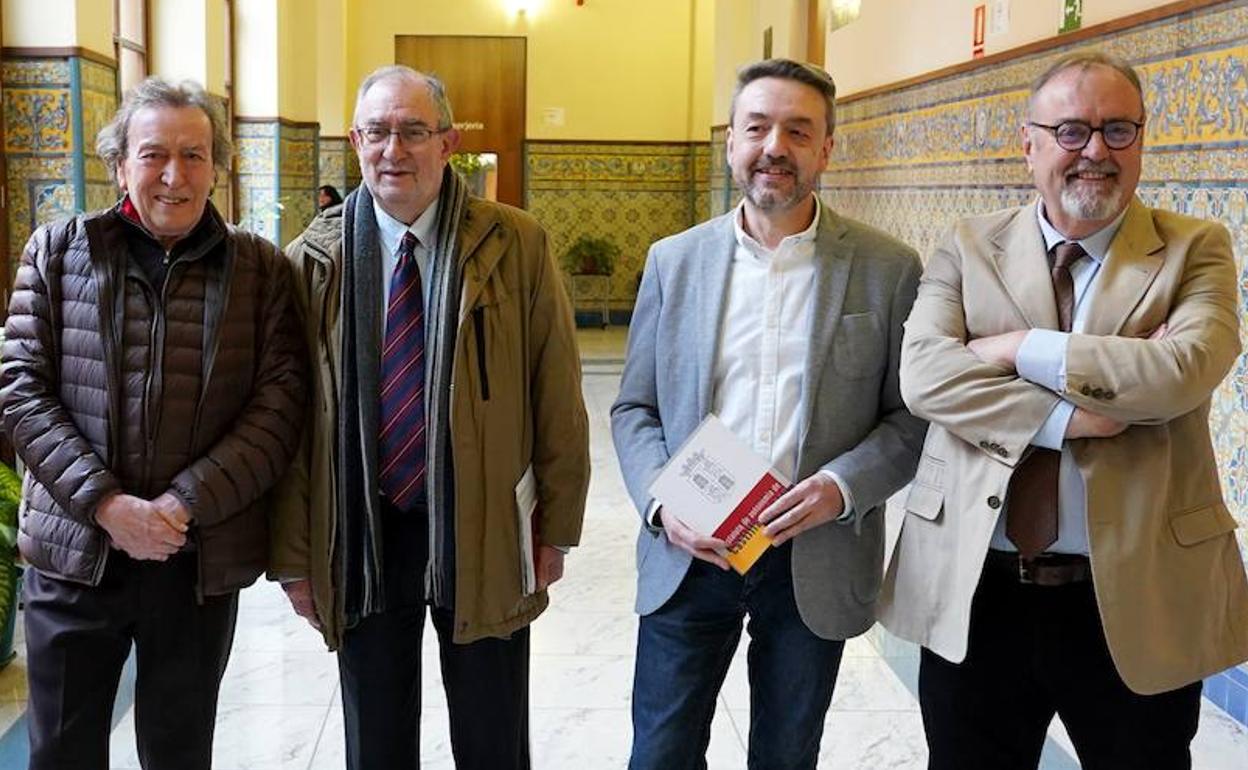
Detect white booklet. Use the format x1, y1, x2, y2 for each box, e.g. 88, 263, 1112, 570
648, 414, 790, 573
515, 464, 539, 595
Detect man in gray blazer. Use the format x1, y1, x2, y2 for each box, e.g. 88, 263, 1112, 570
611, 58, 926, 769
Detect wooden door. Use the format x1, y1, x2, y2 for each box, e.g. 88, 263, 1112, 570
395, 36, 526, 208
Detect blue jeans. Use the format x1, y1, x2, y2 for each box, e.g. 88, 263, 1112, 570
629, 544, 845, 770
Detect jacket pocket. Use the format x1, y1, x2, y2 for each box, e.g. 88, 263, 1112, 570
904, 454, 945, 521
833, 312, 886, 379
1170, 503, 1238, 546
472, 306, 491, 401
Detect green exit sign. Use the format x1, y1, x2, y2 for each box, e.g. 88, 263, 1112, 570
1060, 0, 1083, 33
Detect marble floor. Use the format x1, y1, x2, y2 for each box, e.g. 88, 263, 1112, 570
0, 327, 1243, 768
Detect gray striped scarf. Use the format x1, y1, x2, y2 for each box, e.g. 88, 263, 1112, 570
337, 167, 468, 621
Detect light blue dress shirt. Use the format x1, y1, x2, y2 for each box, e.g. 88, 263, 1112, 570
989, 201, 1128, 555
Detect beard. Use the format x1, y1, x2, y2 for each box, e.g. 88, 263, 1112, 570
737, 157, 817, 212
1059, 160, 1125, 221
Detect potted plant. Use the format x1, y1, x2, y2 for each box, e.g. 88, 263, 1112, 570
560, 235, 619, 276
0, 461, 18, 668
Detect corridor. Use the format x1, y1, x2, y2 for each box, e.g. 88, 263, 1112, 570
0, 330, 1239, 769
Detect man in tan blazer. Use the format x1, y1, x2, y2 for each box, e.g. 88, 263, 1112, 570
878, 50, 1248, 769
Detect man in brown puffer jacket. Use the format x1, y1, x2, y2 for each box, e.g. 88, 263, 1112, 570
0, 77, 306, 770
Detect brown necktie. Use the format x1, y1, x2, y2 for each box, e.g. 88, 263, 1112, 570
1005, 241, 1085, 558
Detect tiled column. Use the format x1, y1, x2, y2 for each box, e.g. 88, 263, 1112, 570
235, 118, 319, 248
317, 135, 360, 200
2, 54, 118, 266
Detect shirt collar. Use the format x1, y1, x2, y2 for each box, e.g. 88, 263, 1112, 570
733, 193, 822, 257
373, 198, 440, 255
1034, 198, 1128, 266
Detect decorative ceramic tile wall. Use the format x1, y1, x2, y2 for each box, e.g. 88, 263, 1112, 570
526, 141, 709, 324
317, 136, 360, 201
279, 123, 318, 247
819, 0, 1248, 722
235, 120, 319, 248
2, 56, 117, 269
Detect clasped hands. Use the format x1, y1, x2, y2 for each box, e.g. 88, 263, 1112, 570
659, 473, 845, 570
94, 491, 191, 561
964, 324, 1167, 440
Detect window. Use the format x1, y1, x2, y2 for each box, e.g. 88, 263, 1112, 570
115, 0, 148, 95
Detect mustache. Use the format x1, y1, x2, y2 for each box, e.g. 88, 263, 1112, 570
1065, 160, 1120, 177
751, 158, 797, 174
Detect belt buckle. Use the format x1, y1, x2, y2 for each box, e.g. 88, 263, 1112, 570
1017, 556, 1035, 585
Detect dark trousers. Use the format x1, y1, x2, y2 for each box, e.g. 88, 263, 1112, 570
629, 544, 846, 770
23, 553, 239, 770
919, 567, 1202, 770
337, 503, 530, 770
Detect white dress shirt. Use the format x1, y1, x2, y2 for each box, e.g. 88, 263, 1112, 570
647, 195, 855, 527
715, 196, 855, 516
990, 199, 1128, 554
374, 199, 439, 333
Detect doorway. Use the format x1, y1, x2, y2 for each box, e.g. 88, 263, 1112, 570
395, 36, 526, 208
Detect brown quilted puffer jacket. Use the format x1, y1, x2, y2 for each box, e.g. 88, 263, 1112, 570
0, 202, 306, 596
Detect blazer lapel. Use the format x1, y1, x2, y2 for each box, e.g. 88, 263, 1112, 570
990, 204, 1061, 330
1079, 198, 1165, 336
798, 208, 852, 453
696, 216, 737, 418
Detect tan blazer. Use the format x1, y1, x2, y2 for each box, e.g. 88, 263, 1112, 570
877, 197, 1248, 695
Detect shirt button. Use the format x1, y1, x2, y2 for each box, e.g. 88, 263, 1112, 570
987, 495, 1002, 509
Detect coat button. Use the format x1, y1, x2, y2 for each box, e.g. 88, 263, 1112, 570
1080, 384, 1093, 396
1103, 390, 1115, 400
996, 447, 1009, 458
979, 440, 991, 450
987, 495, 1002, 509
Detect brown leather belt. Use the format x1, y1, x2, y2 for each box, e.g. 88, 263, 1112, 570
984, 549, 1092, 586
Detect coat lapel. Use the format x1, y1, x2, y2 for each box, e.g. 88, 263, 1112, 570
1079, 198, 1165, 336
797, 208, 852, 451
696, 216, 737, 418
990, 203, 1061, 330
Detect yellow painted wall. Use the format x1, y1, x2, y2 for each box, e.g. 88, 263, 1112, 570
827, 0, 1184, 96
755, 0, 807, 61
205, 0, 227, 96
345, 0, 704, 141
688, 0, 715, 139
151, 0, 209, 88
317, 0, 348, 135
75, 0, 114, 60
712, 0, 758, 127
235, 0, 278, 115
278, 0, 317, 122
2, 0, 114, 56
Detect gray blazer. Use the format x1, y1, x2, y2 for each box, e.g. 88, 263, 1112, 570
610, 206, 926, 639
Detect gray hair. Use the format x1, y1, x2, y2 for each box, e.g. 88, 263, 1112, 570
1028, 50, 1145, 118
730, 58, 838, 137
353, 65, 454, 129
96, 76, 232, 183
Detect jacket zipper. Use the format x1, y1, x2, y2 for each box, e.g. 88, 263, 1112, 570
472, 306, 490, 401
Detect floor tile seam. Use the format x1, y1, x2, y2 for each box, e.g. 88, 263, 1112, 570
301, 694, 340, 770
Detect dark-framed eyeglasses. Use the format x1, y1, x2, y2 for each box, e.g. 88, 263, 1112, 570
355, 124, 449, 147
1027, 119, 1144, 151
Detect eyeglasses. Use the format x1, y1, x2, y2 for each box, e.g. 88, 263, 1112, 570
1027, 119, 1144, 151
355, 124, 448, 147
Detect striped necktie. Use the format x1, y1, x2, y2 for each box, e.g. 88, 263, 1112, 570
379, 231, 427, 511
